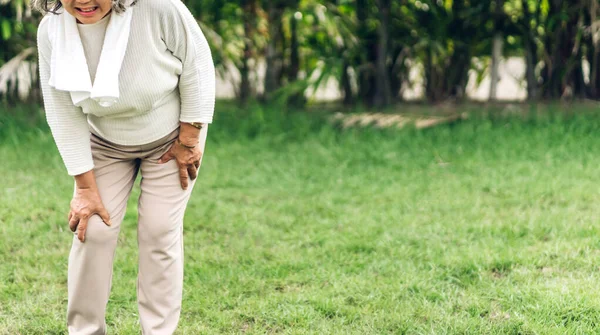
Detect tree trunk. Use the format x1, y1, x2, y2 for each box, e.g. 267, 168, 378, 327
424, 47, 442, 102
445, 0, 472, 101
541, 0, 582, 99
287, 13, 304, 106
356, 0, 377, 105
587, 0, 600, 98
521, 0, 538, 100
591, 46, 600, 98
489, 33, 503, 101
288, 14, 300, 82
489, 0, 504, 101
572, 60, 586, 98
239, 0, 257, 104
341, 61, 354, 105
264, 3, 284, 101
446, 45, 471, 100
570, 9, 586, 98
524, 42, 538, 100
374, 0, 392, 107
389, 47, 405, 101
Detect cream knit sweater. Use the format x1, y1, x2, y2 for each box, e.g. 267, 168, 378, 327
37, 0, 215, 175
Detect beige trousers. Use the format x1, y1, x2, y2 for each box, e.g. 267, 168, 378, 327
67, 126, 208, 335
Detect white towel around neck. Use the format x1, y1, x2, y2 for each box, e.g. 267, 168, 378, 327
47, 7, 134, 107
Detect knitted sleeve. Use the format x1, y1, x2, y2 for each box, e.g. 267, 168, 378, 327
38, 16, 94, 176
161, 0, 216, 124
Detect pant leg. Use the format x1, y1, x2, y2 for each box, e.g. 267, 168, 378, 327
136, 126, 208, 335
67, 134, 139, 335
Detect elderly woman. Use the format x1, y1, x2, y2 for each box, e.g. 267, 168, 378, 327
33, 0, 215, 333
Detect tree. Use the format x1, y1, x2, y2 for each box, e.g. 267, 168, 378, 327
3, 0, 600, 107
373, 0, 393, 107
490, 0, 506, 101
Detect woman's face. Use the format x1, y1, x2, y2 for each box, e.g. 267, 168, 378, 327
60, 0, 112, 24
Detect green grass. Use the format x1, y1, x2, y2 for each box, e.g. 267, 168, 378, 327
3, 103, 600, 334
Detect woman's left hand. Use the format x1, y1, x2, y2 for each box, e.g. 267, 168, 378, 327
158, 138, 202, 190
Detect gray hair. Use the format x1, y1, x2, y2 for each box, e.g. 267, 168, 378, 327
31, 0, 136, 15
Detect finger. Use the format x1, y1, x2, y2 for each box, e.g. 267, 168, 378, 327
98, 208, 112, 226
188, 164, 198, 180
68, 211, 73, 222
77, 216, 88, 243
194, 160, 200, 169
69, 215, 80, 232
158, 150, 174, 164
179, 166, 189, 190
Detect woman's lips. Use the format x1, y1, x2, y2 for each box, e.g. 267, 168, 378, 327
76, 7, 99, 17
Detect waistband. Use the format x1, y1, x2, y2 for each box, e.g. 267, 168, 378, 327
90, 127, 179, 152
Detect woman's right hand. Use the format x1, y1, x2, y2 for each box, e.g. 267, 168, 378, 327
68, 187, 112, 243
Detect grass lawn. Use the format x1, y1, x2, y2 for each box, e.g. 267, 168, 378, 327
3, 103, 600, 334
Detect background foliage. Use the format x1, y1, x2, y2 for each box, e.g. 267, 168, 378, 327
3, 0, 600, 107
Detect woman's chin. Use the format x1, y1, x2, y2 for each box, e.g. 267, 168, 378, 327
74, 8, 109, 24
77, 15, 100, 24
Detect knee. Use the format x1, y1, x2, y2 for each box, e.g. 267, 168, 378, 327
83, 215, 118, 245
138, 212, 182, 246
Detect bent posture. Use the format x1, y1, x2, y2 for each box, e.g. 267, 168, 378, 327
34, 0, 215, 333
